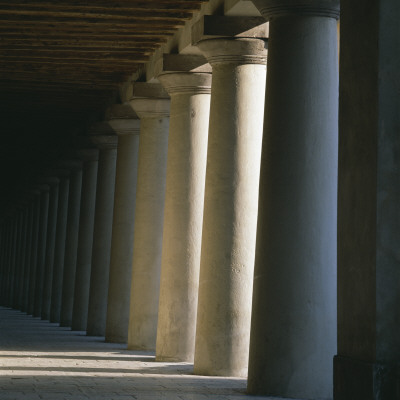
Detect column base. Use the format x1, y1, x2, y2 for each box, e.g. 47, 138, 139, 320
334, 355, 400, 400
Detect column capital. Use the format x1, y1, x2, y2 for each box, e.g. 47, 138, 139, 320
251, 0, 340, 20
57, 159, 83, 171
129, 83, 170, 119
31, 184, 50, 193
197, 38, 267, 67
36, 177, 60, 187
88, 135, 118, 150
108, 118, 141, 136
75, 148, 100, 162
158, 72, 212, 95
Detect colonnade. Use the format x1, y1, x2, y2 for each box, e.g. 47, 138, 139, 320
1, 0, 399, 399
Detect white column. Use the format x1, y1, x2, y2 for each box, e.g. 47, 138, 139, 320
71, 148, 99, 331
86, 134, 118, 336
105, 108, 140, 343
50, 170, 70, 323
193, 38, 267, 377
128, 88, 170, 350
60, 161, 83, 327
156, 71, 211, 362
41, 177, 60, 320
248, 1, 339, 398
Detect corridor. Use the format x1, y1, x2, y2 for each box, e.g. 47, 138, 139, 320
0, 306, 281, 400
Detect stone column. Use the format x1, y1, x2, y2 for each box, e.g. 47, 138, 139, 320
41, 177, 60, 320
16, 205, 29, 310
60, 161, 83, 327
50, 170, 70, 323
192, 38, 267, 377
27, 190, 41, 315
4, 218, 14, 307
86, 133, 118, 336
71, 148, 99, 331
33, 185, 50, 317
21, 200, 34, 313
156, 66, 211, 362
8, 212, 18, 307
128, 84, 170, 350
247, 1, 339, 398
105, 107, 140, 343
12, 208, 24, 309
335, 0, 400, 398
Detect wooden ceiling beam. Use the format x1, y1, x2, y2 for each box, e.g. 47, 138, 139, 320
0, 8, 195, 19
0, 40, 163, 48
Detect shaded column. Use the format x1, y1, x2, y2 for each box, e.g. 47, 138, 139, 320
86, 132, 118, 336
193, 37, 267, 377
128, 83, 170, 350
247, 1, 339, 398
33, 185, 50, 317
156, 61, 212, 362
41, 177, 60, 320
12, 208, 24, 309
21, 199, 35, 313
71, 148, 99, 331
334, 0, 400, 398
27, 190, 41, 315
16, 205, 29, 310
60, 160, 83, 327
50, 169, 70, 323
8, 212, 18, 307
105, 106, 140, 343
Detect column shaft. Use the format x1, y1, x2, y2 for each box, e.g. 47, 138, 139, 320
27, 192, 41, 315
86, 137, 117, 336
248, 2, 339, 398
21, 202, 34, 313
33, 187, 50, 317
156, 72, 211, 362
41, 179, 60, 320
71, 150, 99, 331
60, 165, 82, 327
194, 38, 267, 377
128, 96, 170, 350
50, 173, 70, 322
105, 117, 140, 343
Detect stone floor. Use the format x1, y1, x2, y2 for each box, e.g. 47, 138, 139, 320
0, 306, 292, 400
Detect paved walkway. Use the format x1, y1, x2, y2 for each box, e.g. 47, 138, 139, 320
0, 307, 288, 400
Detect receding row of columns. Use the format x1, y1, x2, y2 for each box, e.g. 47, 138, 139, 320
0, 2, 343, 399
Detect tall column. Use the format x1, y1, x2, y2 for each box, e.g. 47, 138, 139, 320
16, 205, 29, 310
128, 84, 170, 350
60, 161, 83, 327
8, 212, 18, 307
105, 106, 140, 343
21, 200, 34, 313
86, 133, 118, 336
247, 1, 339, 398
193, 37, 267, 377
12, 208, 24, 309
156, 60, 212, 362
33, 185, 50, 317
71, 148, 99, 331
334, 0, 400, 398
50, 170, 70, 323
41, 177, 60, 320
27, 190, 41, 315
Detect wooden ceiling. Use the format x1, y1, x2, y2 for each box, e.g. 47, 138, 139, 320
0, 1, 208, 122
0, 1, 208, 203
